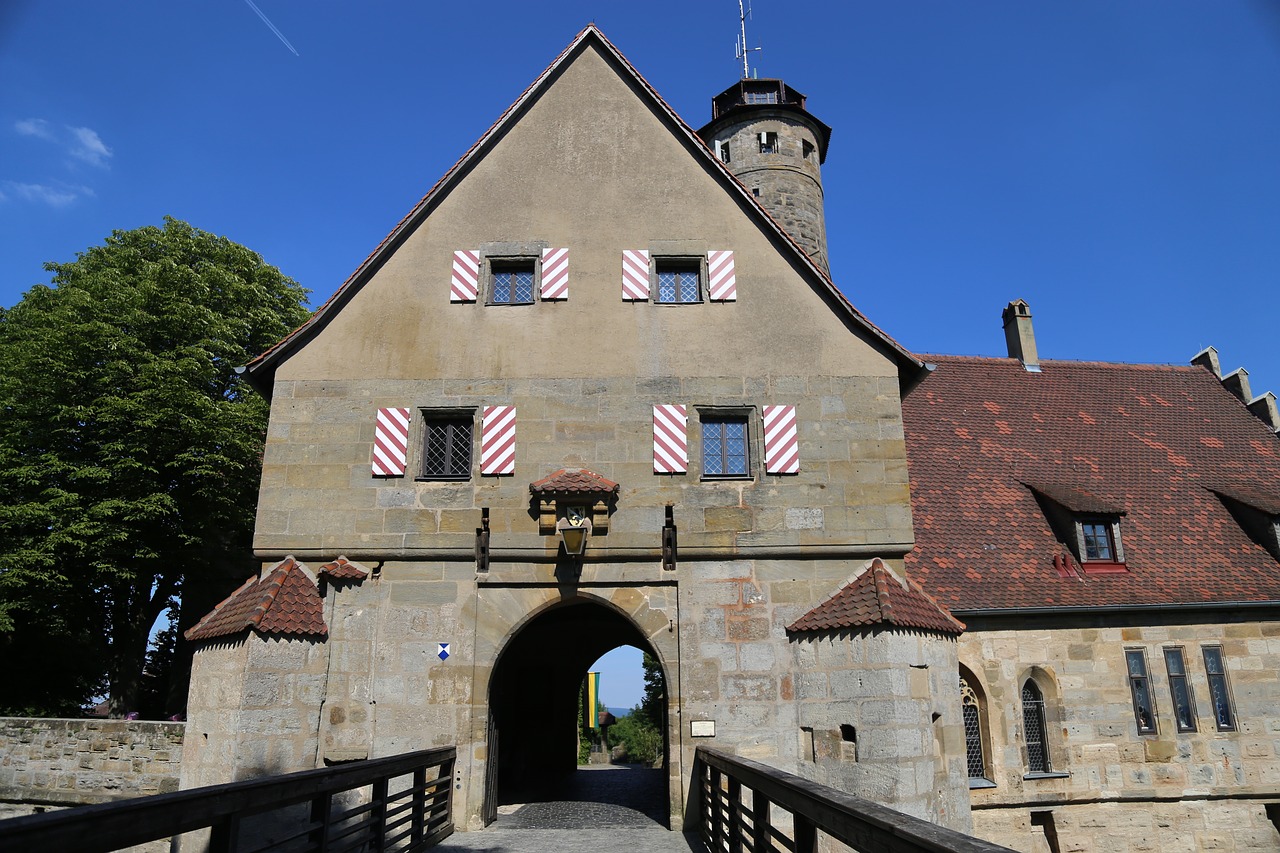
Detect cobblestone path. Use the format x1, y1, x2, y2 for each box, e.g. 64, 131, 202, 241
435, 765, 701, 852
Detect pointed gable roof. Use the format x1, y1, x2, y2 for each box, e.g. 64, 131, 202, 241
242, 24, 921, 396
787, 558, 965, 635
185, 557, 327, 642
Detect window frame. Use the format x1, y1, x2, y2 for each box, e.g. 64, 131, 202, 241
1201, 645, 1237, 731
486, 256, 538, 306
652, 256, 704, 305
699, 409, 752, 480
717, 140, 731, 163
1075, 516, 1126, 571
960, 671, 993, 786
1125, 648, 1158, 735
1163, 647, 1198, 733
758, 131, 778, 154
417, 410, 475, 481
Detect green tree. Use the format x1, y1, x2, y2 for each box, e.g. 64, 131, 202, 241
0, 217, 309, 716
637, 652, 665, 729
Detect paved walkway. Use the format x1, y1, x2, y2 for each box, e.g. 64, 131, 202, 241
436, 765, 701, 852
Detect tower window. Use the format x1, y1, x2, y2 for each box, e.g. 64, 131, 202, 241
718, 141, 731, 163
802, 139, 814, 160
745, 90, 778, 104
758, 132, 777, 154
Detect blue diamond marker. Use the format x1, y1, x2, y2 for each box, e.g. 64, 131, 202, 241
437, 643, 451, 661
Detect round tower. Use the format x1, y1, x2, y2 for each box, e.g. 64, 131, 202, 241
698, 78, 833, 275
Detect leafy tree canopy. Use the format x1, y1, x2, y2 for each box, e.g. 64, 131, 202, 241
0, 217, 309, 716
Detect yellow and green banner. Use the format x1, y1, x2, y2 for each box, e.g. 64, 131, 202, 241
584, 671, 600, 730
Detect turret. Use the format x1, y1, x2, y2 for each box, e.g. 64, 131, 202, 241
698, 78, 833, 274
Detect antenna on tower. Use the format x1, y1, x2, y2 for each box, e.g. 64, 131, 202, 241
735, 0, 762, 79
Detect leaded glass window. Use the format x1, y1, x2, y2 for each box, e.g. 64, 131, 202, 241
1202, 646, 1236, 731
491, 262, 535, 304
656, 264, 701, 304
1126, 649, 1157, 734
961, 675, 986, 779
703, 416, 748, 477
421, 415, 472, 479
1163, 648, 1197, 732
1022, 680, 1050, 773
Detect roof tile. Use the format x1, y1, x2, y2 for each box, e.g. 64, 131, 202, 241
788, 559, 965, 635
185, 557, 327, 642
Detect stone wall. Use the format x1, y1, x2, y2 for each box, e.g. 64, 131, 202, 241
960, 618, 1280, 852
0, 718, 184, 816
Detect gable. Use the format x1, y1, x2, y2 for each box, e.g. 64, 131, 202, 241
250, 27, 919, 390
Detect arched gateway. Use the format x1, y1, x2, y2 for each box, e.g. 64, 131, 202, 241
179, 23, 970, 839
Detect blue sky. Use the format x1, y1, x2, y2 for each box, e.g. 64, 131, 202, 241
4, 3, 1279, 708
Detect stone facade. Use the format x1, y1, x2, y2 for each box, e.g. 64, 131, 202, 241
959, 619, 1280, 852
0, 718, 184, 815
181, 26, 965, 837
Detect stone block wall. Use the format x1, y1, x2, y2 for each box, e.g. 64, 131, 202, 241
959, 619, 1280, 852
0, 718, 184, 814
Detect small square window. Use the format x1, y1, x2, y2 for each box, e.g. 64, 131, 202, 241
420, 414, 472, 480
703, 416, 749, 477
745, 90, 778, 105
490, 260, 535, 305
655, 260, 702, 304
758, 132, 778, 154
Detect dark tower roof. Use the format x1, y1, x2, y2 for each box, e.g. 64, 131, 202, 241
698, 78, 832, 162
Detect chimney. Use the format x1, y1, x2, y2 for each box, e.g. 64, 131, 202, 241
1002, 299, 1040, 371
1247, 392, 1280, 432
1222, 368, 1251, 404
1190, 346, 1221, 378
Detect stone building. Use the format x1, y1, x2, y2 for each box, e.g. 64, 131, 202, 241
178, 22, 1280, 851
180, 24, 968, 834
902, 304, 1280, 852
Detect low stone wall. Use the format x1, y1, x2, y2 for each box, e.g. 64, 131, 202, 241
0, 717, 184, 816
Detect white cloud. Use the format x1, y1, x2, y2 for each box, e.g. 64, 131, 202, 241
12, 118, 113, 168
15, 118, 54, 140
1, 181, 94, 208
68, 126, 112, 167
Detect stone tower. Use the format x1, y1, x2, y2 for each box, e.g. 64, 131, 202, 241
698, 78, 832, 274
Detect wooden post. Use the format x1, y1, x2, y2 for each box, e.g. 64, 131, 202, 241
309, 792, 332, 852
709, 767, 723, 848
412, 767, 427, 844
794, 813, 817, 853
370, 777, 389, 853
752, 789, 770, 851
727, 777, 743, 853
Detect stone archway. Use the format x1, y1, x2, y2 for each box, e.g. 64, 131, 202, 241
468, 586, 681, 829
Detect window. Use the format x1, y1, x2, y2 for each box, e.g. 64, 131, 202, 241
489, 260, 535, 305
420, 414, 472, 480
1081, 521, 1115, 561
718, 141, 731, 163
802, 139, 815, 161
960, 674, 989, 782
745, 90, 778, 104
1163, 648, 1197, 732
656, 260, 701, 304
1125, 649, 1157, 734
702, 415, 749, 477
758, 132, 777, 154
1021, 680, 1051, 773
1202, 646, 1236, 731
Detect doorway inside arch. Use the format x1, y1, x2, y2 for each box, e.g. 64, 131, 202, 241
486, 598, 670, 828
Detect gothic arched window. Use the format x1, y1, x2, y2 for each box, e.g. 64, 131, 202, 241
960, 674, 987, 780
1022, 680, 1050, 773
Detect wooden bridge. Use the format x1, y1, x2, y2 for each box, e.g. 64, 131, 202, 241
0, 746, 1012, 853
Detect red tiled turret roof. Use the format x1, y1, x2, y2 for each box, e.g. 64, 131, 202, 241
788, 559, 965, 635
185, 557, 327, 642
318, 556, 369, 582
529, 468, 619, 496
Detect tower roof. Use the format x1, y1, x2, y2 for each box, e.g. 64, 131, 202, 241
699, 78, 832, 162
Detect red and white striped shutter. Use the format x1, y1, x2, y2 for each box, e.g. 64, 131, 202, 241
763, 405, 799, 474
451, 250, 480, 302
481, 405, 516, 476
653, 405, 688, 473
707, 250, 737, 301
372, 407, 411, 477
622, 250, 650, 300
541, 248, 569, 300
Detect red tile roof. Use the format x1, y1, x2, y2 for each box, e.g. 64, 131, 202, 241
318, 557, 369, 582
787, 559, 965, 635
185, 557, 327, 641
902, 356, 1280, 611
529, 468, 619, 496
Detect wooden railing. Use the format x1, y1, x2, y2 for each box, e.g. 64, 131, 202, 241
0, 747, 455, 853
695, 747, 1013, 853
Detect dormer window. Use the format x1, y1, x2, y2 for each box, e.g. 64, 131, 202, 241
1210, 486, 1280, 562
1024, 482, 1127, 572
1080, 519, 1122, 564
